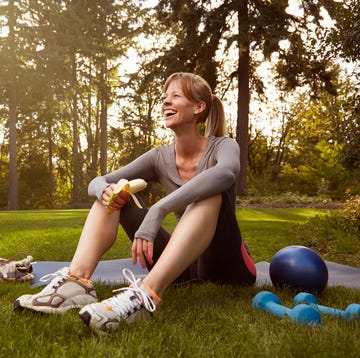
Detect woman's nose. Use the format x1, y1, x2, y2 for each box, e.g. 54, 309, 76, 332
163, 96, 171, 105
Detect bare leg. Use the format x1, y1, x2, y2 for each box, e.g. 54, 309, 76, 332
69, 200, 120, 279
142, 194, 222, 297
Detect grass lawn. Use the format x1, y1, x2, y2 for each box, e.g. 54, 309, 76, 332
0, 208, 359, 357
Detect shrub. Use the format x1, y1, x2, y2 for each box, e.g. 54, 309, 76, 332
341, 195, 360, 233
293, 196, 360, 266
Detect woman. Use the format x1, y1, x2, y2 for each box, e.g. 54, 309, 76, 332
14, 72, 256, 334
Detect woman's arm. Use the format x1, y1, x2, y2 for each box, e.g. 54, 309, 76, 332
88, 148, 159, 201
135, 138, 240, 242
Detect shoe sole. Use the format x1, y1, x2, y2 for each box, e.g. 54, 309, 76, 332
0, 273, 34, 282
78, 305, 153, 335
14, 296, 98, 314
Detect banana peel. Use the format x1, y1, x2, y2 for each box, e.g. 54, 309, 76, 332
106, 178, 147, 214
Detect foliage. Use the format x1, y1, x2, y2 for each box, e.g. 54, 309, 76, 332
0, 0, 152, 209
276, 141, 349, 199
327, 0, 360, 62
339, 93, 360, 177
237, 192, 336, 208
341, 195, 360, 233
294, 196, 360, 267
248, 80, 359, 199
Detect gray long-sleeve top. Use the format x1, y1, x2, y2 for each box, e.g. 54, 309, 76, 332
88, 136, 240, 242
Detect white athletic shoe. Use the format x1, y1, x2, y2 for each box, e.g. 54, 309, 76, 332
79, 268, 158, 334
14, 267, 97, 313
0, 254, 34, 282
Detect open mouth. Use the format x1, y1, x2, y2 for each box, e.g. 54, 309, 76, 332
164, 109, 177, 118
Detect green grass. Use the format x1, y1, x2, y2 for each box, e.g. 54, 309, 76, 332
236, 208, 327, 263
1, 209, 359, 357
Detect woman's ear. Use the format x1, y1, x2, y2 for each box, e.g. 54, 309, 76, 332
194, 101, 206, 115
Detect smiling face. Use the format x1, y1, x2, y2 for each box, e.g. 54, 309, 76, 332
162, 79, 205, 131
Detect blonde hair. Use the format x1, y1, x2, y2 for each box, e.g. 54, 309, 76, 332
164, 72, 226, 137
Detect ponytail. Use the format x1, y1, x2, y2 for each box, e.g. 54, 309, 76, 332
205, 94, 226, 137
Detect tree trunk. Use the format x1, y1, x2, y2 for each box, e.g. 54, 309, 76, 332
7, 0, 18, 210
47, 113, 54, 208
99, 10, 108, 175
71, 54, 82, 206
236, 0, 250, 196
100, 92, 107, 175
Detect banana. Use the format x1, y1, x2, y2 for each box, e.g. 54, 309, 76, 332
106, 178, 147, 213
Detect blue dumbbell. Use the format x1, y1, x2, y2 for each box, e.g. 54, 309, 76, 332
294, 292, 360, 322
252, 291, 322, 326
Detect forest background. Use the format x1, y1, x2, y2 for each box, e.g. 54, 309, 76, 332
0, 0, 359, 210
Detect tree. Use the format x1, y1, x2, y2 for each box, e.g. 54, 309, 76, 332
327, 0, 360, 63
339, 93, 360, 178
3, 0, 19, 209
141, 0, 340, 195
274, 85, 354, 198
0, 0, 143, 208
325, 0, 360, 191
112, 66, 165, 168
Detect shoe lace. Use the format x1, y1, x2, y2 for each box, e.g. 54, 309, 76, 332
107, 268, 156, 317
39, 268, 69, 295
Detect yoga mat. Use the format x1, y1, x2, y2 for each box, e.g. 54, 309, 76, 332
31, 259, 147, 287
31, 259, 360, 290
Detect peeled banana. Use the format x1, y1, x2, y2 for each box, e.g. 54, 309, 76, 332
106, 178, 147, 213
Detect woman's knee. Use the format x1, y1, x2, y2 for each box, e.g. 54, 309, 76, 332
184, 193, 222, 216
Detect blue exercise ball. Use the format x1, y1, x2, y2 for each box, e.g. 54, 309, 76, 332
269, 245, 328, 293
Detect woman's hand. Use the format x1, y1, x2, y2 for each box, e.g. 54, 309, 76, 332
102, 184, 130, 212
132, 237, 154, 269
